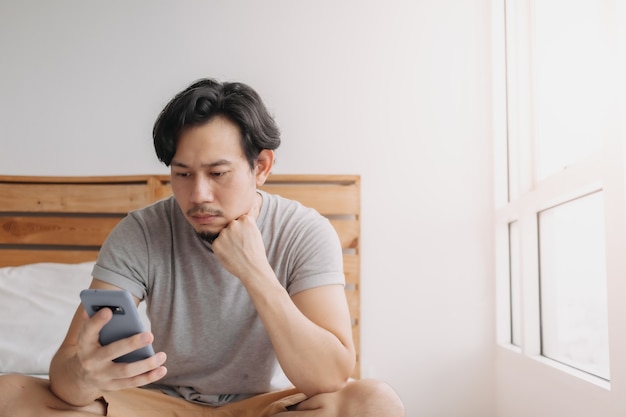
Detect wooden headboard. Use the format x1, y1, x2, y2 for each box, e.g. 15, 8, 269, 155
0, 174, 361, 378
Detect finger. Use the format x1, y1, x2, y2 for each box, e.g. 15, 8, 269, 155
76, 309, 115, 377
292, 392, 334, 411
80, 307, 113, 345
120, 351, 167, 376
102, 352, 168, 391
129, 364, 168, 386
107, 364, 168, 392
100, 331, 155, 364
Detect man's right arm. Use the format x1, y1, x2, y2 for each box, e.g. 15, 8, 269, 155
48, 279, 167, 407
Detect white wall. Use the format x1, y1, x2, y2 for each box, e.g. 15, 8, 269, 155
0, 1, 495, 416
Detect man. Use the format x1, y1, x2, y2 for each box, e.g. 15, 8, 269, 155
0, 78, 405, 416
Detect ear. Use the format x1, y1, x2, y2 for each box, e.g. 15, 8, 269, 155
254, 149, 274, 187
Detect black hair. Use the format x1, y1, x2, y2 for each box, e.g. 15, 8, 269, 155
153, 78, 280, 169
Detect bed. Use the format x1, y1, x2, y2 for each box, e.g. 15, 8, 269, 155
0, 174, 361, 379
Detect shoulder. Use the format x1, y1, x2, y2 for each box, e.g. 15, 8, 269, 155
258, 190, 339, 247
106, 196, 180, 242
258, 190, 334, 239
123, 196, 180, 229
130, 196, 177, 219
259, 190, 324, 222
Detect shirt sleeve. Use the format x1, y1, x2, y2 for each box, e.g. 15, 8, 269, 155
91, 213, 150, 300
286, 214, 345, 296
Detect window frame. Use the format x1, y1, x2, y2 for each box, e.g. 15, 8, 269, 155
492, 0, 626, 389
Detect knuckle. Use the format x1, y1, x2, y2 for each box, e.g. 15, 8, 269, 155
79, 356, 99, 374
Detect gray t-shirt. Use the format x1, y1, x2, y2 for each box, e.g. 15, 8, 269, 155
92, 190, 344, 405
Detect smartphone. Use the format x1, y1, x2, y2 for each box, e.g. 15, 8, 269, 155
80, 289, 155, 363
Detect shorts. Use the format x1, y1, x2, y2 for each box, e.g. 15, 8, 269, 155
103, 387, 307, 417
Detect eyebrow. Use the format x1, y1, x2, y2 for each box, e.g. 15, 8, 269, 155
170, 159, 232, 168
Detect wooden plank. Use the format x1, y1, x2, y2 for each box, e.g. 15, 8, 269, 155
153, 184, 173, 201
0, 175, 156, 184
266, 174, 360, 185
352, 326, 360, 345
0, 183, 152, 213
0, 216, 122, 246
0, 250, 99, 267
330, 219, 359, 249
260, 183, 359, 216
343, 254, 359, 285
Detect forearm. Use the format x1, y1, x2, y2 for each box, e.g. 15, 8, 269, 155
246, 275, 355, 396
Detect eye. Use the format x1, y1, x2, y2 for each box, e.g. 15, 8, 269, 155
211, 171, 228, 177
175, 172, 191, 178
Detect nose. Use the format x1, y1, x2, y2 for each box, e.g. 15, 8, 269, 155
190, 176, 214, 204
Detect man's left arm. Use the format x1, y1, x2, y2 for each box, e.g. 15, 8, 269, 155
250, 278, 356, 396
212, 213, 356, 396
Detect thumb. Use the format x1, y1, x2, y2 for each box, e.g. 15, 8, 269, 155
82, 307, 113, 344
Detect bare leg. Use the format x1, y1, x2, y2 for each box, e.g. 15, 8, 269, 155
0, 374, 106, 417
274, 379, 405, 417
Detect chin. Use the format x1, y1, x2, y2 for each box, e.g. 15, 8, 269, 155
197, 231, 220, 244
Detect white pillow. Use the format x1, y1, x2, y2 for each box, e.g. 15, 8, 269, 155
0, 262, 150, 375
0, 262, 94, 374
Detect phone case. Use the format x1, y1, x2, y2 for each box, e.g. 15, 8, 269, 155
80, 289, 155, 363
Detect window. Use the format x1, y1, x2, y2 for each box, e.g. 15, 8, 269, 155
494, 0, 622, 384
538, 192, 610, 380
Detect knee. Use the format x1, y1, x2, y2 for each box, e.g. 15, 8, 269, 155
342, 379, 405, 417
0, 374, 46, 413
0, 373, 42, 393
0, 373, 32, 396
0, 374, 29, 409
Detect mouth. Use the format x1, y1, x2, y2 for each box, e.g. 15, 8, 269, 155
190, 213, 220, 226
187, 206, 223, 225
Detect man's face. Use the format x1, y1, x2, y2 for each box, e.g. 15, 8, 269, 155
170, 116, 258, 241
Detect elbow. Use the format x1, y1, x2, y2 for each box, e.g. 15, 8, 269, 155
290, 346, 356, 397
300, 377, 349, 398
299, 360, 354, 397
326, 376, 350, 393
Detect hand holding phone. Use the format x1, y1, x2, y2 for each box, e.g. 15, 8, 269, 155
80, 289, 155, 363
